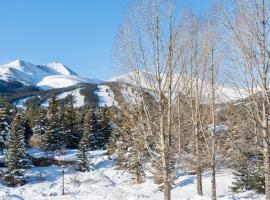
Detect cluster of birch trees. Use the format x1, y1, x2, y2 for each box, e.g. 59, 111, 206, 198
113, 0, 270, 199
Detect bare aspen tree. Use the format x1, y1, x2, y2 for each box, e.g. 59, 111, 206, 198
205, 13, 223, 200
115, 0, 187, 199
180, 15, 210, 196
223, 0, 270, 198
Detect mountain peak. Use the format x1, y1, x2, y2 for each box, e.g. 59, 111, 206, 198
0, 60, 100, 89
6, 59, 32, 67
46, 61, 77, 76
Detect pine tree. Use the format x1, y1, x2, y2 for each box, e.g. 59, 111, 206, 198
77, 110, 92, 172
61, 104, 81, 148
100, 106, 112, 148
0, 97, 12, 155
22, 118, 33, 147
42, 93, 62, 151
31, 108, 47, 148
231, 151, 265, 194
89, 110, 103, 150
4, 114, 31, 187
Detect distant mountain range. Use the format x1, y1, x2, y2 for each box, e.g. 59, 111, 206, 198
0, 60, 103, 89
0, 59, 245, 108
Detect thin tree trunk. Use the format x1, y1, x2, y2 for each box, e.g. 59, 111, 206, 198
263, 127, 270, 200
196, 166, 203, 196
211, 48, 217, 200
195, 125, 203, 196
211, 158, 217, 200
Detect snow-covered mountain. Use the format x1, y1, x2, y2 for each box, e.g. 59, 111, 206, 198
109, 71, 246, 103
0, 60, 102, 89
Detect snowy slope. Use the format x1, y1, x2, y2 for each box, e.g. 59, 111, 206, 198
0, 150, 263, 200
110, 72, 246, 103
40, 88, 85, 107
13, 96, 34, 109
0, 60, 102, 89
37, 75, 92, 89
95, 85, 117, 107
57, 88, 85, 107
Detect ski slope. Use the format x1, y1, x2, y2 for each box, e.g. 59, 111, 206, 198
95, 85, 117, 107
41, 88, 85, 108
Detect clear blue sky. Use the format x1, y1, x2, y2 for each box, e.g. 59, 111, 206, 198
0, 0, 211, 80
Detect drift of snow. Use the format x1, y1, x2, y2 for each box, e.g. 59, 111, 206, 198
0, 150, 264, 200
95, 85, 117, 107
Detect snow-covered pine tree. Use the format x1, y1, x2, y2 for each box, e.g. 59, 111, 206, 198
100, 106, 112, 148
77, 110, 92, 172
42, 93, 62, 151
0, 98, 12, 155
89, 110, 103, 150
127, 126, 145, 184
61, 103, 81, 148
30, 108, 47, 148
22, 118, 33, 147
4, 114, 31, 187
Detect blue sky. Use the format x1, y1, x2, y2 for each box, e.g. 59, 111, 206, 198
0, 0, 211, 80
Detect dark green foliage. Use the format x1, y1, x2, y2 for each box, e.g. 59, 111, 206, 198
4, 114, 31, 187
32, 108, 47, 136
0, 97, 12, 155
231, 152, 265, 194
89, 110, 103, 150
42, 93, 62, 151
61, 102, 81, 148
22, 119, 33, 147
77, 110, 92, 172
100, 106, 112, 148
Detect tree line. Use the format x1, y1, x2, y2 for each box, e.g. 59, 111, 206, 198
0, 94, 112, 186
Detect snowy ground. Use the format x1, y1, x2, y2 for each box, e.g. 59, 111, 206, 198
0, 150, 264, 200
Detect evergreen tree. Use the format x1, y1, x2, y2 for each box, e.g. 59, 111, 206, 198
4, 114, 31, 187
89, 110, 103, 150
0, 98, 12, 155
32, 108, 47, 136
77, 110, 92, 172
31, 108, 47, 148
22, 118, 33, 147
100, 106, 112, 148
61, 103, 81, 148
231, 152, 264, 194
42, 93, 62, 151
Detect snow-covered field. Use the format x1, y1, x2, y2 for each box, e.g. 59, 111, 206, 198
0, 150, 264, 200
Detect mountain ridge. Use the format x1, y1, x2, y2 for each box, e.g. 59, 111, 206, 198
0, 59, 102, 89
